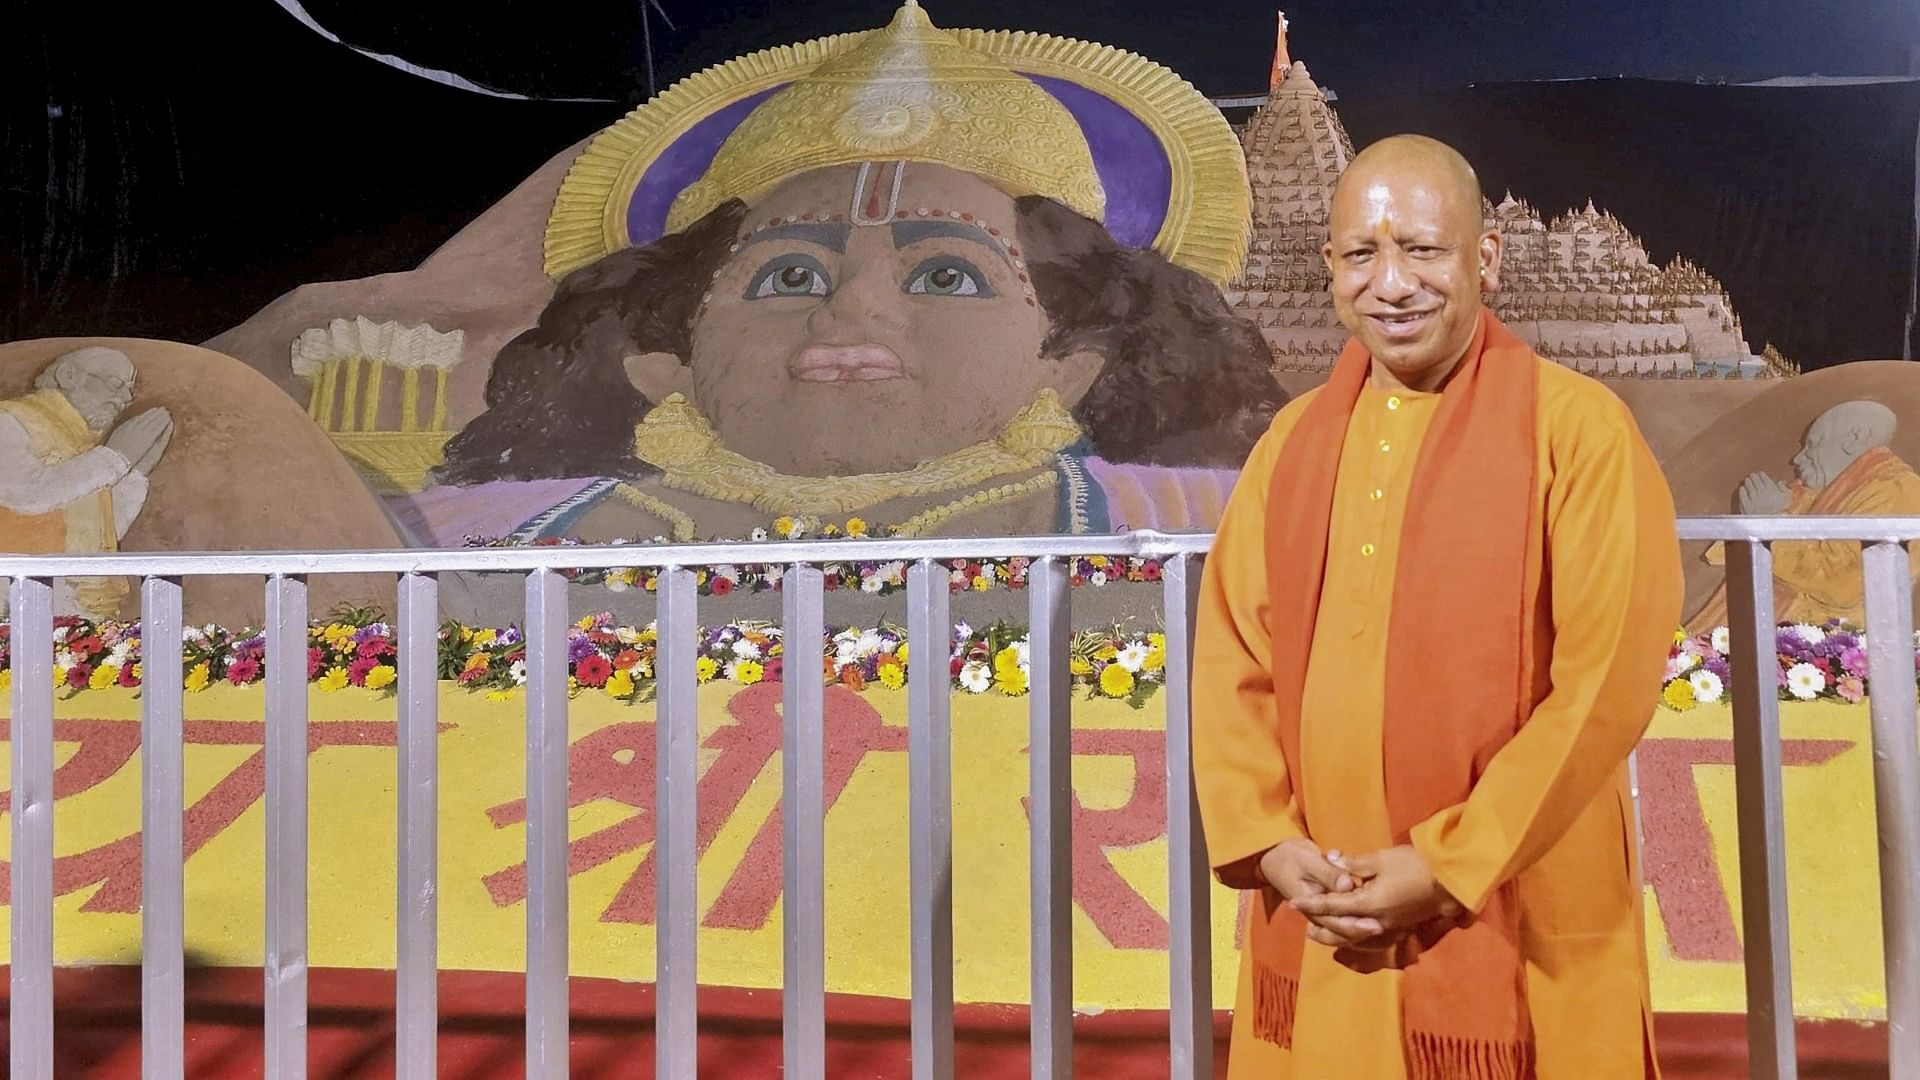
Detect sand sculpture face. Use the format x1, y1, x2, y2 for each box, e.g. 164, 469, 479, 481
623, 164, 1103, 477
1791, 400, 1896, 490
38, 346, 137, 432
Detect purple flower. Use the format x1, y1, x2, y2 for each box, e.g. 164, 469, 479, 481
498, 627, 523, 647
1705, 656, 1732, 682
1841, 647, 1869, 678
567, 635, 597, 663
353, 623, 392, 644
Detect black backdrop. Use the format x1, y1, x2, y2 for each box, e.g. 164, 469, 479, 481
6, 1, 1916, 368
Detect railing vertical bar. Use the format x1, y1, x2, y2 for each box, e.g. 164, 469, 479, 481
1862, 541, 1920, 1080
1725, 540, 1797, 1080
656, 566, 701, 1078
1027, 556, 1073, 1080
8, 576, 55, 1080
524, 568, 570, 1080
907, 559, 956, 1080
395, 573, 440, 1078
264, 574, 310, 1080
141, 575, 186, 1080
1163, 553, 1213, 1080
782, 564, 828, 1080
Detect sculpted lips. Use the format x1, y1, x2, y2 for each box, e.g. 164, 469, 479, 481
790, 344, 906, 382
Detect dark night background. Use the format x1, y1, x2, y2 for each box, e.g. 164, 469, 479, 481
6, 0, 1920, 365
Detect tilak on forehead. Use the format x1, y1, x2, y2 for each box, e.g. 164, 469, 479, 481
542, 0, 1255, 286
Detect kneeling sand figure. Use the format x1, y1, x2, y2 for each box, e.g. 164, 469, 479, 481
1688, 399, 1920, 632
0, 347, 172, 617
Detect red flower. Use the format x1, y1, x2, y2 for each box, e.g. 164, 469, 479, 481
765, 658, 784, 683
576, 654, 613, 688
117, 663, 142, 688
68, 635, 104, 658
950, 656, 965, 678
824, 576, 840, 592
347, 657, 378, 687
710, 577, 735, 596
839, 667, 867, 691
66, 663, 92, 689
1142, 561, 1162, 582
227, 657, 262, 686
357, 638, 392, 661
308, 647, 325, 679
612, 649, 642, 671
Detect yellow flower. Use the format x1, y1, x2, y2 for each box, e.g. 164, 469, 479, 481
130, 663, 141, 684
1095, 643, 1119, 661
0, 668, 11, 693
185, 662, 212, 693
1100, 664, 1135, 698
735, 660, 765, 686
318, 666, 349, 693
897, 641, 909, 663
323, 623, 354, 648
577, 615, 598, 631
878, 664, 906, 690
845, 517, 868, 538
1143, 645, 1166, 673
605, 669, 636, 698
364, 665, 397, 691
971, 575, 993, 591
52, 666, 68, 690
696, 656, 719, 683
1089, 556, 1109, 569
486, 689, 512, 702
1070, 656, 1093, 676
471, 628, 498, 648
639, 626, 658, 643
773, 515, 796, 538
993, 646, 1022, 674
463, 652, 490, 676
995, 665, 1029, 695
90, 664, 119, 690
1673, 628, 1687, 645
1661, 679, 1697, 712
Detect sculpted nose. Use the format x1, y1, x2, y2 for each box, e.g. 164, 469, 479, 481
808, 262, 907, 341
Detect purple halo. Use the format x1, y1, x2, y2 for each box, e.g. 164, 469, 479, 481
623, 75, 1174, 251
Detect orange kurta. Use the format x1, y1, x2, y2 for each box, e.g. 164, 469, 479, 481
1194, 359, 1681, 1078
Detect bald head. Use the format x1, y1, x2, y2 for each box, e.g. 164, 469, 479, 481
1334, 135, 1484, 234
1322, 135, 1500, 392
1792, 399, 1898, 489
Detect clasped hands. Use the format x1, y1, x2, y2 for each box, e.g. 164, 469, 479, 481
1258, 838, 1467, 972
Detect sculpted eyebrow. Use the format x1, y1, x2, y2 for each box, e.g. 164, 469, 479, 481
741, 222, 852, 253
891, 220, 1012, 266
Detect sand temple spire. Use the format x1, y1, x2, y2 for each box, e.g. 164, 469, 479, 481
1269, 12, 1292, 91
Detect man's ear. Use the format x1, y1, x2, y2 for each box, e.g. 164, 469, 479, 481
623, 352, 696, 403
1044, 348, 1106, 408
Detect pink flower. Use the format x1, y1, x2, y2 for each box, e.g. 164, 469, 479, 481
227, 657, 262, 685
1842, 647, 1869, 678
357, 638, 392, 661
308, 647, 325, 679
66, 664, 92, 689
117, 663, 142, 688
1837, 674, 1866, 704
347, 656, 378, 687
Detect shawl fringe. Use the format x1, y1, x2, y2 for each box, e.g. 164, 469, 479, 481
1405, 1029, 1538, 1080
1251, 959, 1299, 1048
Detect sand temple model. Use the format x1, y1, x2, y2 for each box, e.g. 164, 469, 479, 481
1232, 15, 1780, 383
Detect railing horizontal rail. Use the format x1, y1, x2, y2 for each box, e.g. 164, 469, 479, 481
1675, 515, 1920, 542
0, 532, 1214, 577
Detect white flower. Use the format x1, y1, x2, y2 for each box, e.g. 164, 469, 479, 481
1090, 571, 1108, 587
858, 630, 887, 655
750, 528, 769, 542
958, 661, 992, 694
861, 574, 886, 594
615, 626, 643, 645
731, 638, 762, 660
1710, 627, 1731, 655
1116, 643, 1152, 673
53, 625, 72, 644
1785, 662, 1825, 700
1013, 638, 1031, 670
1688, 669, 1725, 704
712, 565, 739, 583
109, 641, 134, 666
604, 575, 630, 593
764, 566, 784, 586
953, 620, 973, 641
1665, 653, 1699, 680
55, 649, 78, 669
509, 660, 528, 686
723, 661, 743, 681
1791, 623, 1826, 646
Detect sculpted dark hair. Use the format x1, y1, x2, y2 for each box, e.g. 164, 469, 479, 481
433, 195, 1283, 484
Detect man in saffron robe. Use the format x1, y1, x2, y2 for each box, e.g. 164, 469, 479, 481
1686, 399, 1920, 633
1192, 135, 1682, 1078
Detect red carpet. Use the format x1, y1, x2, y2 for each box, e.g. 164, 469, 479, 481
0, 966, 1889, 1077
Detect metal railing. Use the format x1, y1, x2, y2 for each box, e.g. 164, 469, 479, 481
1, 518, 1916, 1080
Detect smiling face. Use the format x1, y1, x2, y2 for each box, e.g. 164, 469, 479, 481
627, 163, 1101, 477
1322, 137, 1501, 392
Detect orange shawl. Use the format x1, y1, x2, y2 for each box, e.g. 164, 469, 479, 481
1257, 309, 1540, 1078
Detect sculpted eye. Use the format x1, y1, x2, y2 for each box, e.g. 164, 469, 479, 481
748, 256, 831, 299
904, 256, 993, 298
